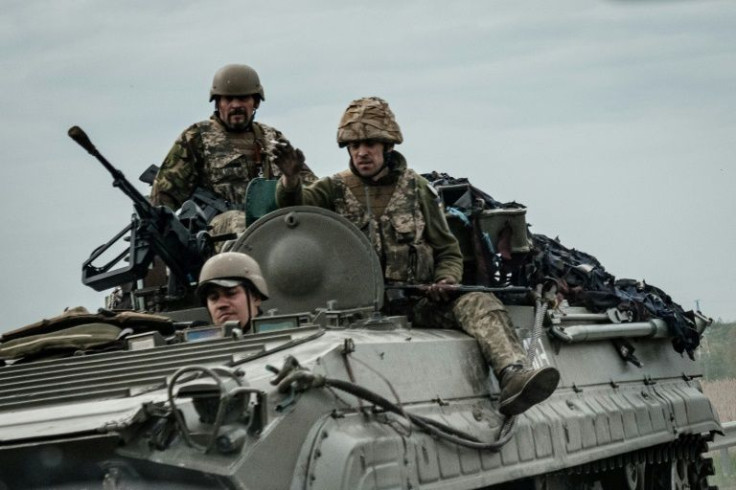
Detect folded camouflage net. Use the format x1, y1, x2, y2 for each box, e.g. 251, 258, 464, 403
0, 322, 122, 360
0, 306, 175, 361
1, 306, 174, 342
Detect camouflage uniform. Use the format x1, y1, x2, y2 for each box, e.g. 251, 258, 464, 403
151, 115, 316, 234
276, 152, 527, 377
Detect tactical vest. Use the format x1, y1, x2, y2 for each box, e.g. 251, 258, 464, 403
332, 169, 434, 284
196, 120, 280, 205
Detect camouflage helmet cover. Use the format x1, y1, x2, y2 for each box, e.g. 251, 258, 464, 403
209, 64, 266, 102
336, 96, 403, 148
197, 252, 269, 300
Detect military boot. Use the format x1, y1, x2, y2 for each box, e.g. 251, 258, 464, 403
498, 364, 560, 416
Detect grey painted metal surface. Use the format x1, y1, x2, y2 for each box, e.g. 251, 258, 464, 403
0, 321, 720, 489
0, 208, 723, 489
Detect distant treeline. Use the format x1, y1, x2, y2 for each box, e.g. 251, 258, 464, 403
700, 320, 736, 380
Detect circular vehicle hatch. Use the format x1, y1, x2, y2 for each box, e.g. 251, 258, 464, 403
231, 206, 384, 315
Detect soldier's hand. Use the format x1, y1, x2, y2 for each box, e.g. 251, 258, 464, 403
427, 277, 457, 302
273, 137, 304, 178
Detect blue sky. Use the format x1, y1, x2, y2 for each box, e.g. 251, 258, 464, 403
1, 0, 734, 330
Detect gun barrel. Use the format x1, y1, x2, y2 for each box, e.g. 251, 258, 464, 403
385, 284, 529, 294
68, 126, 151, 211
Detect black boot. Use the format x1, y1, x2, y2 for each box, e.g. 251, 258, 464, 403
498, 364, 560, 416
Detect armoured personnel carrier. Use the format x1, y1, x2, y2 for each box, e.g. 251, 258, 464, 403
0, 130, 721, 489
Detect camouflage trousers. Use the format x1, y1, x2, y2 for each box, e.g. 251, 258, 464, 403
412, 292, 527, 377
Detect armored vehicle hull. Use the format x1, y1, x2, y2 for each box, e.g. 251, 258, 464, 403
0, 207, 720, 489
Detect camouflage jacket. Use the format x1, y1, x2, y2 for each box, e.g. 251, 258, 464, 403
151, 115, 315, 210
276, 152, 463, 283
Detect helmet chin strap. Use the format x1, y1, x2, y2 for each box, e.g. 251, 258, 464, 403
244, 288, 253, 333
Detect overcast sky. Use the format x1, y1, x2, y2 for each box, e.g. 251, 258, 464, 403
1, 0, 734, 331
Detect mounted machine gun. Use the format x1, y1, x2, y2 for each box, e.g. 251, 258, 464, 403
68, 126, 213, 305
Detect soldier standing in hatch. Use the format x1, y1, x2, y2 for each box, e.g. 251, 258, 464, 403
274, 96, 559, 416
150, 63, 316, 236
196, 252, 268, 331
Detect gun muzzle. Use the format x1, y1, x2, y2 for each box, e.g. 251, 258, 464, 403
68, 126, 98, 155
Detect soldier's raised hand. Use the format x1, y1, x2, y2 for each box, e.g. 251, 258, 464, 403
273, 137, 304, 178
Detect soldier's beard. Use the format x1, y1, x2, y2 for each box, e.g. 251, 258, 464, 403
223, 109, 254, 132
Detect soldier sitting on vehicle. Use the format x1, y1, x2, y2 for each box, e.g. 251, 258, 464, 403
274, 96, 560, 416
150, 63, 316, 237
196, 252, 268, 331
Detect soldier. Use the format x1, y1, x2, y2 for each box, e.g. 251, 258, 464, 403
151, 63, 316, 236
275, 97, 559, 416
196, 252, 268, 331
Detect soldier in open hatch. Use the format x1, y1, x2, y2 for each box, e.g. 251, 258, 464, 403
197, 252, 268, 331
274, 96, 559, 416
150, 63, 316, 236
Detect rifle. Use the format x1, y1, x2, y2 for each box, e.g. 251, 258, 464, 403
385, 284, 530, 295
68, 126, 213, 296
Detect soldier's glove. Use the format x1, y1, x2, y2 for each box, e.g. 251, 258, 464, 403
272, 137, 305, 178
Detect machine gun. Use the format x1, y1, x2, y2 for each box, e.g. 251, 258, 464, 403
140, 164, 278, 228
139, 164, 236, 223
68, 126, 213, 299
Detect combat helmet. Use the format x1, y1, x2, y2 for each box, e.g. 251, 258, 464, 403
197, 252, 269, 300
209, 64, 266, 102
337, 97, 403, 148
